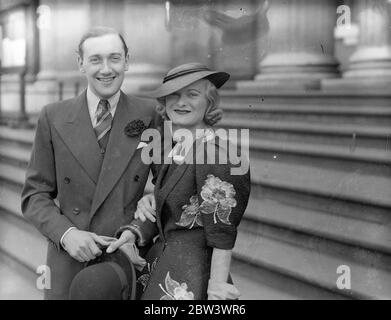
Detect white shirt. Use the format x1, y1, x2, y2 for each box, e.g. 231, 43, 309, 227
86, 87, 120, 128
60, 87, 121, 249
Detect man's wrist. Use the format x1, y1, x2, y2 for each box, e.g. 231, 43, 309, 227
60, 227, 77, 249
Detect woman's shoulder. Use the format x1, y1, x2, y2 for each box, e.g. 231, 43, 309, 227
194, 129, 250, 176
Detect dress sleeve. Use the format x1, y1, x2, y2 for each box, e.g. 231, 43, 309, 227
195, 140, 250, 250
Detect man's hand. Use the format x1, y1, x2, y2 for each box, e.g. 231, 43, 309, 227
135, 193, 156, 222
106, 230, 136, 253
62, 229, 111, 262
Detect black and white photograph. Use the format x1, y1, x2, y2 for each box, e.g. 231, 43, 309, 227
0, 0, 390, 303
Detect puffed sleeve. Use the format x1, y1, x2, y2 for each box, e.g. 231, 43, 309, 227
195, 139, 250, 250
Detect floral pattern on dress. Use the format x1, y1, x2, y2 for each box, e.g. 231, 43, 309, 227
199, 174, 237, 225
137, 258, 158, 291
159, 272, 194, 300
175, 195, 203, 229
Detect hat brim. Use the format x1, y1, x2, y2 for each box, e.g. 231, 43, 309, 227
89, 248, 137, 299
147, 70, 230, 98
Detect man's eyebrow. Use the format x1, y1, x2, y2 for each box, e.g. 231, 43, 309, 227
87, 54, 101, 59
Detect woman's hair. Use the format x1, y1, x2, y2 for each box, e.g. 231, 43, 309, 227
155, 79, 223, 126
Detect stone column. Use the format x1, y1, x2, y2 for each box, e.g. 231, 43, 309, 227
238, 0, 340, 91
322, 0, 391, 92
121, 0, 170, 93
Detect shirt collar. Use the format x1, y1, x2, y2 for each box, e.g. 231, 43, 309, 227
86, 86, 121, 113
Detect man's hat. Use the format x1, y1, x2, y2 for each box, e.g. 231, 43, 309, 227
69, 247, 137, 300
148, 62, 230, 98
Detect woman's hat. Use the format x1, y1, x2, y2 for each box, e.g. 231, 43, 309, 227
148, 62, 230, 98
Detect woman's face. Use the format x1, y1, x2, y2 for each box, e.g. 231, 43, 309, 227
165, 79, 209, 130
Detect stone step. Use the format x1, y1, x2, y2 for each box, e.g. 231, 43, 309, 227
234, 221, 391, 299
219, 119, 391, 150
0, 126, 34, 146
246, 197, 391, 255
0, 209, 46, 272
0, 163, 26, 187
230, 259, 346, 300
0, 183, 22, 217
0, 141, 31, 167
221, 90, 391, 108
221, 103, 391, 126
0, 251, 43, 300
251, 156, 391, 208
247, 138, 391, 164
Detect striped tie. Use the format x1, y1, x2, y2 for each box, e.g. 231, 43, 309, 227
94, 99, 112, 149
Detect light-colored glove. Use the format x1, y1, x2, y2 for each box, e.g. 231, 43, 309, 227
118, 242, 147, 272
207, 279, 241, 300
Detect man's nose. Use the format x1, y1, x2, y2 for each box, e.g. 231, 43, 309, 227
100, 60, 112, 74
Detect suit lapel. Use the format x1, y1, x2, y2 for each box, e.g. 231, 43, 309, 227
90, 92, 152, 218
53, 91, 102, 184
154, 161, 190, 234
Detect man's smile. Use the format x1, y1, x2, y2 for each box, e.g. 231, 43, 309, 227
96, 76, 116, 84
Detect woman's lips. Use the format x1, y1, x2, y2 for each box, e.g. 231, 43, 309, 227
174, 109, 191, 115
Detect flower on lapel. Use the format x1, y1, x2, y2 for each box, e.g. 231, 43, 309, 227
124, 119, 148, 137
199, 174, 237, 225
159, 272, 194, 300
176, 195, 203, 229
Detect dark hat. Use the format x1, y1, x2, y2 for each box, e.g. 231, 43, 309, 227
148, 62, 230, 98
69, 247, 137, 300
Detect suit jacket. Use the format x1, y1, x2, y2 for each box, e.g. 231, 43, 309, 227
21, 90, 157, 299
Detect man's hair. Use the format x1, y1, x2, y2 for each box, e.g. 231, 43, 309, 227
77, 26, 129, 60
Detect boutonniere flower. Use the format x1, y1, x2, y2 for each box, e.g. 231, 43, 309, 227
124, 119, 148, 137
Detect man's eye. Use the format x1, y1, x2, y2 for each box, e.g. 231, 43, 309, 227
111, 56, 121, 62
189, 92, 198, 97
90, 58, 100, 64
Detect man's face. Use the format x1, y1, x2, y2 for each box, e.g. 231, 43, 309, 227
78, 34, 129, 99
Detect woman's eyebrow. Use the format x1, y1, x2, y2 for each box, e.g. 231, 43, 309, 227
188, 88, 201, 93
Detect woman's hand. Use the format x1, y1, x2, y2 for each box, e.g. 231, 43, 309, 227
135, 193, 156, 223
106, 230, 135, 253
207, 280, 241, 300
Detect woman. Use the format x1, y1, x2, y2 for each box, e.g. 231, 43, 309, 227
109, 62, 250, 300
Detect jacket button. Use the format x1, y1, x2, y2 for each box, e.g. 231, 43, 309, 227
72, 208, 80, 215
64, 177, 70, 184
134, 175, 140, 182
100, 148, 105, 154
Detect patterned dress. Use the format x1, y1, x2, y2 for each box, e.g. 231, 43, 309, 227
136, 136, 250, 300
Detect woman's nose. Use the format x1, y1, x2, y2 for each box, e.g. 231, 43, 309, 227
176, 95, 187, 107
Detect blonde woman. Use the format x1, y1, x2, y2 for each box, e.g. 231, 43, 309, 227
110, 62, 250, 300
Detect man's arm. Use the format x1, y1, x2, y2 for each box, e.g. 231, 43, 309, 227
21, 106, 75, 251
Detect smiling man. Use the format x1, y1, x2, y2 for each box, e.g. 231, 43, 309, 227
21, 27, 158, 299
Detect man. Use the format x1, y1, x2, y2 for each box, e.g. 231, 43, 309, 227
21, 27, 157, 299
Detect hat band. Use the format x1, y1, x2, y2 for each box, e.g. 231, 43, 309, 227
163, 67, 211, 83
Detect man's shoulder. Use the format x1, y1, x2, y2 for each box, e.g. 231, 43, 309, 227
39, 95, 82, 122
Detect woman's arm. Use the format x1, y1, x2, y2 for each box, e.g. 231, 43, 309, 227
210, 248, 232, 283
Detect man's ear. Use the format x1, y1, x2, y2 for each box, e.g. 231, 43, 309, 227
124, 53, 130, 71
77, 55, 85, 73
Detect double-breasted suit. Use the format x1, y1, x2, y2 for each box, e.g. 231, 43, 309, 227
21, 90, 157, 299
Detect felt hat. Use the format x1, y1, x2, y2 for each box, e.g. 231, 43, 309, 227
148, 62, 230, 98
68, 247, 137, 300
